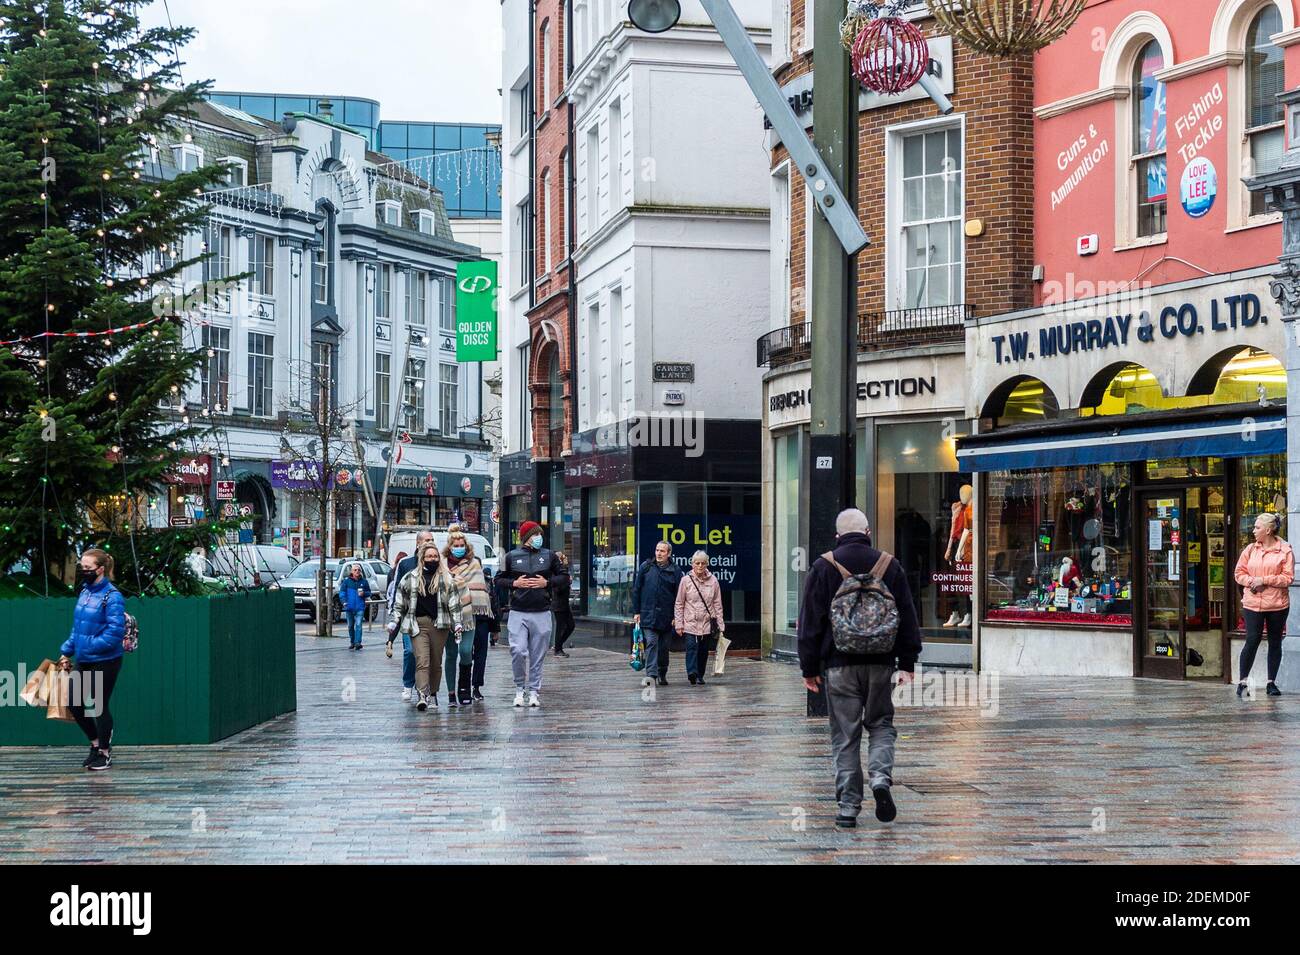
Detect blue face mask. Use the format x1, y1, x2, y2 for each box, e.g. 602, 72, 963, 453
530, 535, 544, 549
451, 546, 467, 558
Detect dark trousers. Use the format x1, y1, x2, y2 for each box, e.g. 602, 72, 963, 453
554, 610, 576, 651
70, 656, 123, 749
686, 633, 714, 678
472, 616, 491, 688
1241, 607, 1287, 683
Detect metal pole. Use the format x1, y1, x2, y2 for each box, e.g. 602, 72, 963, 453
803, 0, 859, 716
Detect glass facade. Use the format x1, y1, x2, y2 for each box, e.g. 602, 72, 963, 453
377, 122, 502, 219
587, 482, 761, 624
209, 92, 381, 148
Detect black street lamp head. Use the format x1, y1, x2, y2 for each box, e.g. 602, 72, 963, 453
628, 0, 681, 33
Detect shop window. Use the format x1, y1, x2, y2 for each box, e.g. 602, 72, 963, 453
774, 430, 804, 640
588, 483, 638, 620
1083, 349, 1285, 417
1247, 5, 1285, 217
986, 376, 1061, 428
1131, 40, 1167, 240
876, 421, 974, 634
983, 464, 1134, 626
1238, 454, 1288, 622
1145, 457, 1225, 480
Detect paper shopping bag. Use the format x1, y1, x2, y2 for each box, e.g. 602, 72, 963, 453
20, 660, 53, 707
713, 633, 731, 676
45, 667, 76, 722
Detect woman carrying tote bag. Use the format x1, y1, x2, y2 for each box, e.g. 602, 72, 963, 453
674, 551, 725, 685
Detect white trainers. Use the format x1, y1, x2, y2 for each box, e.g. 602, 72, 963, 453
401, 687, 413, 703
528, 691, 541, 708
513, 691, 526, 707
428, 692, 439, 709
416, 693, 428, 712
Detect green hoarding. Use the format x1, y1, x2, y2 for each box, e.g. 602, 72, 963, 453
455, 260, 498, 362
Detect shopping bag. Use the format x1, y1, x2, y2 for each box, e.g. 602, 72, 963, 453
713, 633, 731, 676
629, 624, 646, 671
20, 660, 54, 707
45, 667, 76, 722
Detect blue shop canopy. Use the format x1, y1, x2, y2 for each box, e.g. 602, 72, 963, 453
956, 410, 1285, 473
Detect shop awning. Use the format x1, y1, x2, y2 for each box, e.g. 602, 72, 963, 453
956, 407, 1285, 472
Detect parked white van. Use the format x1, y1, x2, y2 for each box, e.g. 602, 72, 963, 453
385, 529, 499, 578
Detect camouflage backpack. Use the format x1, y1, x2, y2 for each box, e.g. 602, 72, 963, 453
822, 550, 898, 655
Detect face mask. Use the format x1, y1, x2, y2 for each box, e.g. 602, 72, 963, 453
530, 535, 543, 549
78, 567, 97, 586
451, 546, 467, 558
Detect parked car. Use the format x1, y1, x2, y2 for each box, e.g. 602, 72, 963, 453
193, 544, 300, 590
273, 558, 383, 622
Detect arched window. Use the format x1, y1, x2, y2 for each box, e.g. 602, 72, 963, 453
1131, 40, 1167, 239
548, 350, 565, 457
1247, 5, 1285, 216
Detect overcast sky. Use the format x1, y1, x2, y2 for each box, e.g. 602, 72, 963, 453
139, 0, 503, 125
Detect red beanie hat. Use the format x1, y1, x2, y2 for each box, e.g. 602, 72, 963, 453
518, 520, 542, 543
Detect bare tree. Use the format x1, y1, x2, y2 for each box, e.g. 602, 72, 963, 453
278, 359, 364, 637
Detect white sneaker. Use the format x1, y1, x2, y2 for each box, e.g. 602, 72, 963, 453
416, 693, 428, 712
958, 612, 971, 627
528, 692, 541, 708
943, 611, 960, 628
401, 687, 413, 703
428, 692, 439, 709
513, 691, 526, 707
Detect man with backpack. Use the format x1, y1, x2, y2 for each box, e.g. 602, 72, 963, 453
798, 508, 922, 829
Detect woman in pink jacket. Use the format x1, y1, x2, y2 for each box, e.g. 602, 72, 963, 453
1233, 513, 1294, 698
675, 551, 725, 685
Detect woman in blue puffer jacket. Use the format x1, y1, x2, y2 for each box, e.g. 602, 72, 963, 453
58, 548, 126, 772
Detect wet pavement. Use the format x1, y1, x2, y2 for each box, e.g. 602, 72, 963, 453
1, 624, 1298, 864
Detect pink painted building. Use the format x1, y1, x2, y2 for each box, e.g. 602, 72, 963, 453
959, 1, 1297, 683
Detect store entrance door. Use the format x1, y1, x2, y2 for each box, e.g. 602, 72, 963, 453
1138, 486, 1226, 679
1139, 491, 1187, 679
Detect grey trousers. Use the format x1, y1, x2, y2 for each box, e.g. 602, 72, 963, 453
826, 664, 898, 818
507, 610, 552, 692
643, 626, 671, 677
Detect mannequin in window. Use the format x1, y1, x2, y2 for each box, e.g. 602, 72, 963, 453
943, 483, 974, 628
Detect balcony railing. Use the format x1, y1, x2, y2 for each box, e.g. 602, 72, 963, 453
757, 304, 972, 368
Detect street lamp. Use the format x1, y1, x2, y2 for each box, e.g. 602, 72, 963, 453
628, 0, 681, 33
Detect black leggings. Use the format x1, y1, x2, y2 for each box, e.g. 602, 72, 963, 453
554, 610, 576, 651
70, 657, 123, 749
1240, 608, 1287, 684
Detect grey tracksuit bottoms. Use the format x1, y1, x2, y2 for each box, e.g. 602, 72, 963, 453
825, 664, 898, 818
507, 610, 552, 692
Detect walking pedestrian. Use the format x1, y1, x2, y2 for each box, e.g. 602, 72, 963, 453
798, 509, 922, 829
496, 520, 563, 707
631, 541, 684, 686
552, 551, 575, 657
386, 542, 465, 711
387, 533, 431, 703
674, 551, 725, 685
1233, 512, 1293, 698
444, 527, 494, 705
59, 548, 127, 772
340, 562, 371, 650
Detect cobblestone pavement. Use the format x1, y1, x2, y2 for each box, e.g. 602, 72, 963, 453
2, 626, 1299, 864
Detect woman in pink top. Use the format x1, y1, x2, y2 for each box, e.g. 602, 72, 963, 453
1233, 513, 1294, 698
675, 551, 726, 685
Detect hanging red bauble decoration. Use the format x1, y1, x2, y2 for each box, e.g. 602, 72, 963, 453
851, 17, 930, 95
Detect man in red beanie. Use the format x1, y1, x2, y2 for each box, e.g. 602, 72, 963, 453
496, 520, 563, 707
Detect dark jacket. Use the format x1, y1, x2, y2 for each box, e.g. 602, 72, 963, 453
632, 558, 684, 632
340, 574, 370, 613
389, 554, 419, 605
61, 577, 127, 664
497, 545, 562, 613
797, 532, 922, 677
550, 561, 572, 614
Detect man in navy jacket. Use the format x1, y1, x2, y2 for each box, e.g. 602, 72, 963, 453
632, 540, 684, 685
798, 509, 922, 829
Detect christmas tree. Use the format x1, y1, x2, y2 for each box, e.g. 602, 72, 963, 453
0, 0, 228, 587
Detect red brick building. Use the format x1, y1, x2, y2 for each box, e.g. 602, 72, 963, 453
526, 0, 576, 463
